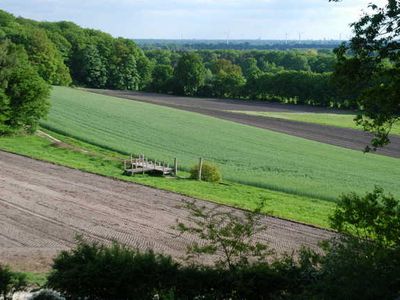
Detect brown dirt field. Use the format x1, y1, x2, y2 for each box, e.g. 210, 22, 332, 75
0, 151, 333, 272
85, 89, 400, 158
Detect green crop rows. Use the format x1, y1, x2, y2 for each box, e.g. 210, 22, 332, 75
41, 87, 400, 201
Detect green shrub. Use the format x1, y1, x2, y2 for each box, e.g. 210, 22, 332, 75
47, 240, 179, 300
0, 265, 27, 300
190, 161, 222, 182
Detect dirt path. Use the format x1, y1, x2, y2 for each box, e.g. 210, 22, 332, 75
0, 151, 333, 272
86, 89, 400, 158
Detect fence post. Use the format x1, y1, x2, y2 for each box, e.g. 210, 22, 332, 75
198, 157, 203, 181
173, 158, 178, 177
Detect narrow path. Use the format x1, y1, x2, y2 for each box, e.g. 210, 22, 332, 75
86, 89, 400, 158
0, 151, 333, 272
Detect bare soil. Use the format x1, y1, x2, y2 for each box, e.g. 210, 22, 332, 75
0, 151, 333, 272
86, 89, 400, 158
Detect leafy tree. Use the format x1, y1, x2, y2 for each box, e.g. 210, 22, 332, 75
108, 39, 140, 90
14, 27, 71, 85
149, 64, 173, 93
0, 40, 50, 134
175, 200, 272, 270
330, 186, 400, 247
79, 45, 107, 88
210, 59, 246, 98
173, 52, 206, 96
331, 0, 400, 150
308, 187, 400, 300
240, 57, 262, 79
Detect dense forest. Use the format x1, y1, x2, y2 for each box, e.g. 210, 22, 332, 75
0, 9, 347, 108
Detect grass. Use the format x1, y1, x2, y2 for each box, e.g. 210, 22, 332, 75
230, 111, 400, 135
0, 131, 335, 228
24, 272, 47, 287
40, 87, 400, 201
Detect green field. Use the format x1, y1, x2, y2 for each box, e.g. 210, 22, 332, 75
0, 132, 335, 227
41, 87, 400, 201
230, 111, 400, 135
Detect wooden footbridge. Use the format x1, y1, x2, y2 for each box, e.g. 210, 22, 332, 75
123, 154, 177, 176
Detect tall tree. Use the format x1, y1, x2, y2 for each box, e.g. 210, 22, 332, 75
211, 59, 246, 98
79, 45, 108, 88
149, 64, 173, 93
331, 0, 400, 150
108, 39, 140, 90
173, 52, 206, 96
0, 40, 50, 134
16, 27, 71, 85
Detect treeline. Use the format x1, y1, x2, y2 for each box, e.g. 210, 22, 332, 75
0, 9, 347, 108
136, 39, 342, 51
0, 10, 151, 90
146, 49, 342, 106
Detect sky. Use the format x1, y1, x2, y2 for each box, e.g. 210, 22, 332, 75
0, 0, 385, 40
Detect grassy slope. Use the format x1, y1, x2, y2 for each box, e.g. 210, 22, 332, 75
231, 111, 400, 135
0, 132, 335, 228
40, 87, 400, 201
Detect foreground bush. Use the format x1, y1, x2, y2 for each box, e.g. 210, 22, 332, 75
0, 264, 27, 300
47, 241, 178, 300
190, 161, 221, 182
47, 239, 311, 300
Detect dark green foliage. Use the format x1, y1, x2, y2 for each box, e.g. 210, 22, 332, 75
107, 39, 141, 90
173, 52, 206, 95
249, 70, 337, 106
78, 45, 107, 88
47, 240, 179, 300
331, 187, 400, 246
0, 40, 50, 134
313, 237, 400, 300
21, 28, 72, 86
190, 161, 222, 183
0, 9, 344, 108
0, 265, 27, 300
47, 239, 313, 300
308, 187, 400, 300
210, 59, 246, 98
149, 64, 174, 93
0, 10, 149, 91
331, 0, 400, 149
176, 200, 271, 270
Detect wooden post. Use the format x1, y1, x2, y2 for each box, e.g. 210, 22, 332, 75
174, 158, 178, 177
198, 158, 203, 181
